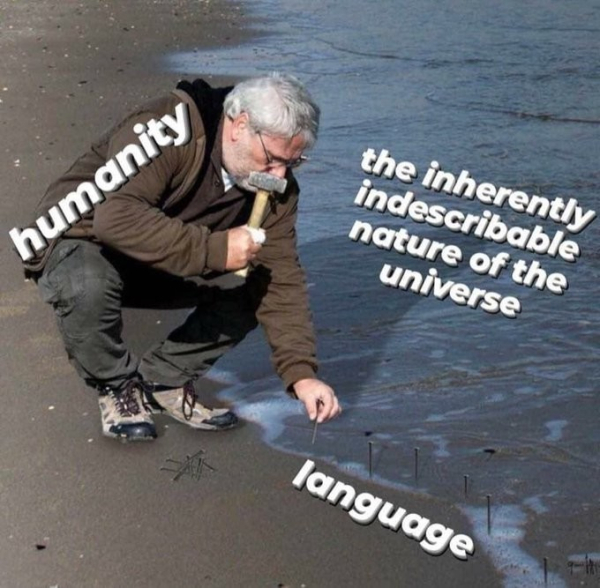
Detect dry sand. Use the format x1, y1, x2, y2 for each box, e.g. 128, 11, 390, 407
0, 1, 502, 586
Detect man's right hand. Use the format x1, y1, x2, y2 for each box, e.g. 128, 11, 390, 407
225, 226, 263, 271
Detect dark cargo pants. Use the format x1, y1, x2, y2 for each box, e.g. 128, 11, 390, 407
37, 239, 259, 390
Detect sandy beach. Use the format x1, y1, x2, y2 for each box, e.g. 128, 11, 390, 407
0, 1, 504, 587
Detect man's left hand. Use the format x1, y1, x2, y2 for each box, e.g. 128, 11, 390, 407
293, 378, 341, 423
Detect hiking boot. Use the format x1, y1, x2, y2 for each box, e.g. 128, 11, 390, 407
98, 380, 157, 441
144, 381, 238, 431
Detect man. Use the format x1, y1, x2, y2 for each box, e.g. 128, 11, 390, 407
20, 73, 341, 441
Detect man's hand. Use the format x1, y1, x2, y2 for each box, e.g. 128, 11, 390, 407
293, 378, 341, 423
225, 226, 262, 271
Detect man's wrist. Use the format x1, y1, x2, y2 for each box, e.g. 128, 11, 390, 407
292, 378, 316, 395
283, 364, 317, 397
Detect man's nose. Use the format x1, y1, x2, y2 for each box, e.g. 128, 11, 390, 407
267, 165, 287, 179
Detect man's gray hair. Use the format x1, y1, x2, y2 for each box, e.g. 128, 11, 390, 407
224, 72, 320, 148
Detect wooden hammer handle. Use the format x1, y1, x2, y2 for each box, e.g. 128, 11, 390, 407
234, 189, 270, 278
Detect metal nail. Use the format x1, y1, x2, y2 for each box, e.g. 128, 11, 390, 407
311, 418, 318, 445
173, 455, 192, 481
311, 400, 323, 445
414, 447, 419, 483
195, 458, 204, 480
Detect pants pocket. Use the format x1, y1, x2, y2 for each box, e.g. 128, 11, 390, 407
37, 241, 84, 318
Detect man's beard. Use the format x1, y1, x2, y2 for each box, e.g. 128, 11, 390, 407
225, 139, 259, 193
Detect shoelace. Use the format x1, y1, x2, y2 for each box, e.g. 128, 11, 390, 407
113, 382, 142, 417
181, 381, 197, 421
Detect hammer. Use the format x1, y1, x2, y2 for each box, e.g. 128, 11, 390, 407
234, 171, 288, 278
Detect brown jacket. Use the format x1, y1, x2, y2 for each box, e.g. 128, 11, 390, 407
26, 88, 318, 389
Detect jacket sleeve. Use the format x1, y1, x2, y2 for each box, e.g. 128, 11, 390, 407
250, 188, 319, 390
92, 110, 228, 277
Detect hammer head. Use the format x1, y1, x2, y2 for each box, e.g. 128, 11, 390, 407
248, 171, 288, 194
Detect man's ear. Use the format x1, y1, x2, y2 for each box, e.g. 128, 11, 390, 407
230, 112, 250, 142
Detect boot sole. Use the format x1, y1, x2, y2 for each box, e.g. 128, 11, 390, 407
104, 423, 158, 441
160, 411, 239, 431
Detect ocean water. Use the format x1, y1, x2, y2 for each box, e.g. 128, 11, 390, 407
166, 1, 600, 586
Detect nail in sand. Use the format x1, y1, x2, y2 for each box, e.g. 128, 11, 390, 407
543, 557, 548, 585
368, 441, 373, 479
486, 495, 492, 535
464, 475, 469, 498
414, 447, 419, 483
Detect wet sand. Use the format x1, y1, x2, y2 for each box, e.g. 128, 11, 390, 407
0, 1, 501, 586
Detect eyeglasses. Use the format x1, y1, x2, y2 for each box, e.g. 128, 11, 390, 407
256, 131, 308, 170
